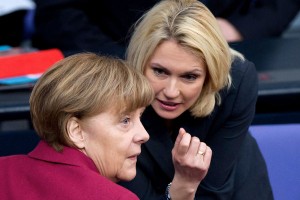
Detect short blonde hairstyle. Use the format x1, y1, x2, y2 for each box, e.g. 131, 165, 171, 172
126, 0, 243, 117
30, 53, 154, 151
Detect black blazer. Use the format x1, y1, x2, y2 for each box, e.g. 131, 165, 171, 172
119, 58, 274, 200
32, 0, 300, 57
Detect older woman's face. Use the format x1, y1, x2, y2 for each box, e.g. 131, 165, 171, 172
80, 107, 149, 182
145, 40, 207, 119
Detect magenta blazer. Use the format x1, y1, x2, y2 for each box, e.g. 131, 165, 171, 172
0, 141, 138, 200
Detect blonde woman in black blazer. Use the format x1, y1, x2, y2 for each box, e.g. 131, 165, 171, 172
119, 0, 273, 199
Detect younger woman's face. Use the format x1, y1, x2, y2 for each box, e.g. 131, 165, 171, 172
145, 40, 207, 119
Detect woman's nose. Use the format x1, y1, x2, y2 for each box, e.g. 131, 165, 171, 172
136, 121, 150, 144
163, 79, 180, 98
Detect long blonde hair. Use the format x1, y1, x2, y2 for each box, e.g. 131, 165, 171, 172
126, 0, 243, 117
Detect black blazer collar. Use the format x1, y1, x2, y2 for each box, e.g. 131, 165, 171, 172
142, 107, 175, 179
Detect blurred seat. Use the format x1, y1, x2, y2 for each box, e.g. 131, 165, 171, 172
250, 124, 300, 200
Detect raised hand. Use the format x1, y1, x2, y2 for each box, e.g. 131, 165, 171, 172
169, 128, 212, 200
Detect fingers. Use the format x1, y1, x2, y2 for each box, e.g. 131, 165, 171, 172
174, 128, 191, 156
196, 142, 207, 157
172, 129, 212, 190
196, 143, 212, 168
203, 146, 212, 167
174, 128, 211, 162
174, 128, 186, 152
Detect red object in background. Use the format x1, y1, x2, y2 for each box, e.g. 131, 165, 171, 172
0, 49, 64, 79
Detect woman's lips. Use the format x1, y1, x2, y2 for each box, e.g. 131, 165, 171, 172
157, 99, 180, 111
128, 152, 140, 161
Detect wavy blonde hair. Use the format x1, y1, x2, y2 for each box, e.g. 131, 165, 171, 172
126, 0, 243, 117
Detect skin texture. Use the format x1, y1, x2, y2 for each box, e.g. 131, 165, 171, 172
145, 40, 212, 200
67, 107, 149, 182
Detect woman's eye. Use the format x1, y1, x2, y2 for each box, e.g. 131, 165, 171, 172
183, 74, 199, 81
153, 67, 166, 76
121, 117, 130, 125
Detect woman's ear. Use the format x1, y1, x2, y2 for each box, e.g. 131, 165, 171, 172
67, 117, 85, 149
